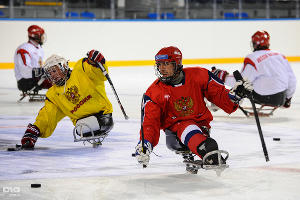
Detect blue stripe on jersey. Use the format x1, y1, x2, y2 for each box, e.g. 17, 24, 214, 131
183, 129, 202, 146
208, 70, 224, 85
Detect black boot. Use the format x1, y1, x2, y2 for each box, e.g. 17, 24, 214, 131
197, 137, 225, 165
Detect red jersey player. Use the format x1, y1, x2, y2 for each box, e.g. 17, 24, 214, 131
134, 46, 253, 169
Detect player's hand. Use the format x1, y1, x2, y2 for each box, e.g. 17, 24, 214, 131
32, 67, 44, 78
283, 97, 292, 108
211, 66, 228, 82
229, 79, 253, 103
21, 123, 40, 148
135, 140, 152, 167
86, 50, 105, 66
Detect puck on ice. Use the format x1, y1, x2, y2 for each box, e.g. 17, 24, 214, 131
273, 138, 280, 141
31, 184, 41, 188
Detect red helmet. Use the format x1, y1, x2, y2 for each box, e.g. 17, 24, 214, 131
155, 46, 183, 84
251, 30, 270, 51
28, 25, 45, 45
155, 46, 182, 66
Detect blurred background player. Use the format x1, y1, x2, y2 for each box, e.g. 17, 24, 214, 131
20, 50, 113, 149
212, 30, 297, 109
14, 25, 52, 96
134, 46, 253, 169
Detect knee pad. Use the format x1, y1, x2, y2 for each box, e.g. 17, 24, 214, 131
197, 137, 218, 158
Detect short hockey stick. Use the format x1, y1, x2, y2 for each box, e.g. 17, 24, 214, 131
238, 105, 249, 117
96, 62, 129, 120
140, 93, 147, 168
233, 70, 269, 162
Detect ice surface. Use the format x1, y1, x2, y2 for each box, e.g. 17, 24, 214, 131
0, 64, 300, 200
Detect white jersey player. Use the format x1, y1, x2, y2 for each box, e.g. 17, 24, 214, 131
14, 25, 52, 93
212, 30, 297, 108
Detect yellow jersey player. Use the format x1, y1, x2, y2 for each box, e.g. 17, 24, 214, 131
20, 50, 114, 148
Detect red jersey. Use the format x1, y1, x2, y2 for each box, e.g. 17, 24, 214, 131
141, 67, 238, 147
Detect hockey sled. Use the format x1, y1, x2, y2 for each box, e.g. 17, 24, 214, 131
18, 91, 46, 102
73, 123, 108, 148
239, 104, 278, 117
177, 149, 229, 176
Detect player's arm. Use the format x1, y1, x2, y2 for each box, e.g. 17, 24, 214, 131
21, 98, 66, 148
135, 93, 162, 166
16, 48, 44, 81
140, 94, 162, 147
15, 49, 35, 78
284, 61, 297, 108
205, 70, 239, 114
240, 57, 257, 83
34, 98, 66, 138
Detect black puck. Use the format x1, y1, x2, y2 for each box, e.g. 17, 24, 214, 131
31, 184, 41, 188
273, 138, 280, 141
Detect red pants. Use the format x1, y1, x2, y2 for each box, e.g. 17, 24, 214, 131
170, 120, 209, 158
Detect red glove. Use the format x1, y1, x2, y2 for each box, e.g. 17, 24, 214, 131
283, 98, 291, 108
211, 66, 228, 82
21, 123, 40, 148
86, 50, 105, 66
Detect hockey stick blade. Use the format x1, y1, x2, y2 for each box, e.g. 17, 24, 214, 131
7, 144, 34, 151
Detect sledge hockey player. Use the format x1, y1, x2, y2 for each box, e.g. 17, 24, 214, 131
212, 30, 297, 115
20, 50, 113, 149
14, 25, 52, 100
134, 46, 253, 172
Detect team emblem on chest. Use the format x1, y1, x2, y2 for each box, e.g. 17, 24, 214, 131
174, 96, 194, 116
65, 85, 80, 104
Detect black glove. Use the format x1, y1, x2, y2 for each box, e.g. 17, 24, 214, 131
21, 123, 40, 148
229, 79, 253, 104
86, 50, 105, 66
32, 68, 44, 78
283, 98, 291, 108
211, 66, 228, 82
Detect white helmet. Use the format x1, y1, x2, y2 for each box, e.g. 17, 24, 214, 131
43, 54, 69, 86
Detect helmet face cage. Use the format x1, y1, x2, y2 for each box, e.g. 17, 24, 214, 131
154, 61, 178, 83
251, 31, 270, 51
43, 55, 69, 86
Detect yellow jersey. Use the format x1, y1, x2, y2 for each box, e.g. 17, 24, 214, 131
34, 58, 113, 138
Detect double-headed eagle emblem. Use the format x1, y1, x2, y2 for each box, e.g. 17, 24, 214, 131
65, 85, 80, 104
174, 96, 194, 117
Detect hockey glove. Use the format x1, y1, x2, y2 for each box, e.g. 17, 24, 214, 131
21, 123, 40, 148
229, 79, 253, 104
135, 140, 153, 167
86, 50, 106, 67
283, 97, 292, 108
211, 66, 228, 82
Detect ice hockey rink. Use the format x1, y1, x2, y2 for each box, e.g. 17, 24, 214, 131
0, 63, 300, 200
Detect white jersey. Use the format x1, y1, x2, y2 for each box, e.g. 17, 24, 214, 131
14, 40, 44, 81
226, 49, 297, 98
